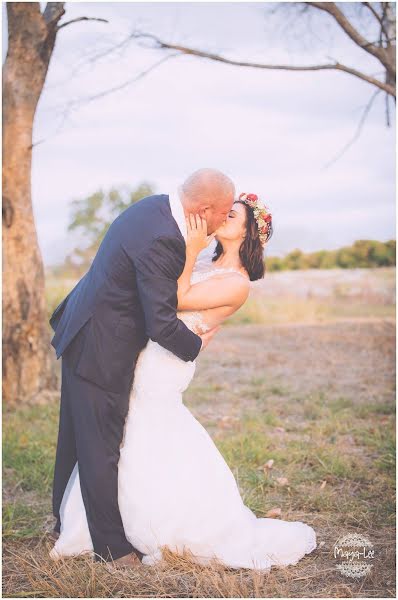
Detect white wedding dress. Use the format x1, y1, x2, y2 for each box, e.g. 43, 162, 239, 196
49, 266, 317, 571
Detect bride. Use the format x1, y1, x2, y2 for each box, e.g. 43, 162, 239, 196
49, 193, 317, 572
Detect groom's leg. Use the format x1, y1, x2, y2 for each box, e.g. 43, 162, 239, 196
52, 357, 78, 534
62, 329, 142, 563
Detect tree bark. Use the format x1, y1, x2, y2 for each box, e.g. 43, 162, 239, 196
2, 3, 65, 404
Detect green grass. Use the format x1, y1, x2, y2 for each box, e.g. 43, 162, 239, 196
5, 264, 398, 597
3, 501, 50, 539
3, 403, 59, 495
8, 380, 387, 533
354, 422, 396, 476
197, 382, 396, 529
3, 402, 59, 538
2, 318, 396, 598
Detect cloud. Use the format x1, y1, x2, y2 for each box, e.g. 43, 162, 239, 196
5, 1, 392, 265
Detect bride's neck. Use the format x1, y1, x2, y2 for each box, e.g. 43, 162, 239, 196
213, 241, 243, 271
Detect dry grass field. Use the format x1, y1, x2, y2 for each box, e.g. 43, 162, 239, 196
3, 267, 395, 597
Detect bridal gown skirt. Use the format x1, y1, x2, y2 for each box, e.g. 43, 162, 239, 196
50, 338, 317, 571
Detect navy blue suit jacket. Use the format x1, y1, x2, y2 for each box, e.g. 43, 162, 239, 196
49, 194, 202, 393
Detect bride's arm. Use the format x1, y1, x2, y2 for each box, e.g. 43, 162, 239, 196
177, 214, 250, 311
178, 274, 249, 311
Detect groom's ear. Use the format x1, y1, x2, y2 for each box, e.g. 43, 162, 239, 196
198, 206, 210, 219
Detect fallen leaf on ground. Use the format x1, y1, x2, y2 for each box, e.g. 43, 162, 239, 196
276, 477, 289, 486
266, 507, 282, 518
263, 459, 274, 471
218, 416, 239, 429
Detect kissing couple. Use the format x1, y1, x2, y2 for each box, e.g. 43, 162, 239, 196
49, 168, 316, 572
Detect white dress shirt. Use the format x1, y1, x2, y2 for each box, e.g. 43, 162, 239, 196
169, 188, 218, 270
168, 188, 187, 242
168, 187, 204, 351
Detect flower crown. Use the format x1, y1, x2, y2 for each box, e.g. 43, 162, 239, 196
238, 193, 272, 246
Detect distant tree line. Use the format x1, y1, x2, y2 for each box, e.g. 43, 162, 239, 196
266, 240, 396, 271
47, 184, 395, 279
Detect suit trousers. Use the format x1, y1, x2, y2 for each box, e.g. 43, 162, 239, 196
52, 319, 143, 562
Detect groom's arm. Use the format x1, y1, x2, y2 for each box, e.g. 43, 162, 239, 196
132, 235, 203, 362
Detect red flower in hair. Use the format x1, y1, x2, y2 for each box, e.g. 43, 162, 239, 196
238, 191, 272, 245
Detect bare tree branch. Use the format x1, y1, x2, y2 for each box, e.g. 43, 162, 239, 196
82, 33, 136, 65
322, 88, 382, 168
57, 16, 108, 31
70, 52, 178, 105
362, 0, 389, 40
132, 31, 395, 97
43, 33, 137, 92
332, 62, 394, 95
32, 53, 179, 147
307, 2, 390, 68
43, 2, 65, 26
362, 0, 393, 46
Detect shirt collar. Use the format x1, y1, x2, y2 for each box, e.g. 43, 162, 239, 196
169, 187, 187, 242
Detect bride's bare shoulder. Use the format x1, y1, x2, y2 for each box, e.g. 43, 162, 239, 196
209, 271, 250, 304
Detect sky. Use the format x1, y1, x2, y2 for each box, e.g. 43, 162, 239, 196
2, 1, 396, 265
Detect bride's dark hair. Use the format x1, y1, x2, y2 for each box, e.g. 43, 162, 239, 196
212, 200, 273, 281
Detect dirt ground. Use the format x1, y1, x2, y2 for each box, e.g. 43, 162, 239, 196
189, 318, 395, 425
3, 314, 395, 598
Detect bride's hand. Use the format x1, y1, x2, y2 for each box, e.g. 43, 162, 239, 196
185, 214, 215, 256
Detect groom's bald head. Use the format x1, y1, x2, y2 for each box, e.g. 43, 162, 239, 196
180, 168, 235, 233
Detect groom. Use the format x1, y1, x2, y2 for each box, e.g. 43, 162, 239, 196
49, 168, 235, 567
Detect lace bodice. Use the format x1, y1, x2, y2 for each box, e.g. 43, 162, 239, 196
177, 267, 247, 335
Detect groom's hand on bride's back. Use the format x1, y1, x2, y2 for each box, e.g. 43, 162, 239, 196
199, 326, 220, 351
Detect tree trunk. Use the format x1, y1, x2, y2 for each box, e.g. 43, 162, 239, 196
2, 3, 65, 404
384, 3, 396, 98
